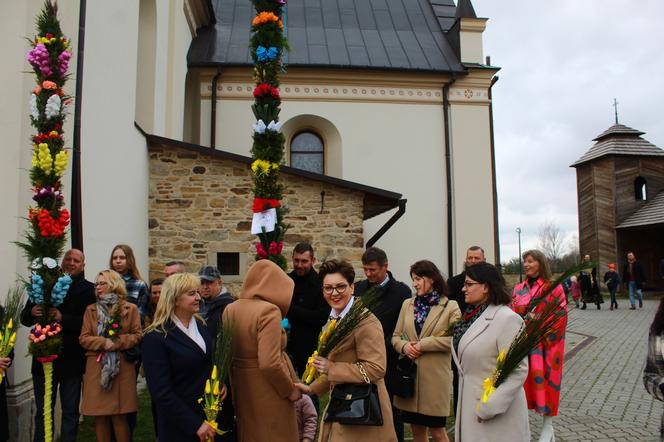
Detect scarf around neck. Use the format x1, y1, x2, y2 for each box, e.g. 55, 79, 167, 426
413, 292, 440, 335
452, 303, 489, 353
96, 293, 121, 390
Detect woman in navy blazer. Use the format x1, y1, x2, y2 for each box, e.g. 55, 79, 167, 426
142, 273, 222, 442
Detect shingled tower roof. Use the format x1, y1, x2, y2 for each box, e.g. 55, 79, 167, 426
571, 124, 664, 167
188, 0, 465, 73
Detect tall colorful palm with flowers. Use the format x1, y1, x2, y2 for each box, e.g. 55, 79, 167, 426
249, 0, 289, 270
18, 2, 73, 441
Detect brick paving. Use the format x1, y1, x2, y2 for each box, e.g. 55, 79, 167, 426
528, 298, 662, 442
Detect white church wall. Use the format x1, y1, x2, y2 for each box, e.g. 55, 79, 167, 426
449, 88, 496, 271
80, 1, 149, 281
204, 84, 450, 284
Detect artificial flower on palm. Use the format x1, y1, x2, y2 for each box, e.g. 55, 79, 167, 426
479, 294, 566, 407
301, 287, 382, 384
199, 321, 233, 439
0, 286, 25, 385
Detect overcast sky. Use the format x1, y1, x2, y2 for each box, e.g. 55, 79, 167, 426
471, 0, 664, 261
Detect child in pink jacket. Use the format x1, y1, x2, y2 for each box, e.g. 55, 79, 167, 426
295, 394, 317, 442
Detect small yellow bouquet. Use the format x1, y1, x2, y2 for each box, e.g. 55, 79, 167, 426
0, 286, 25, 385
479, 295, 565, 407
199, 321, 233, 440
301, 319, 337, 384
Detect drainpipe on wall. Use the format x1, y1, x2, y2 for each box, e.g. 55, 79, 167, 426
71, 0, 87, 251
443, 75, 457, 278
488, 74, 500, 266
210, 68, 222, 148
366, 199, 408, 248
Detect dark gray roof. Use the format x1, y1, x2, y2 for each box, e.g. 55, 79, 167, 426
616, 191, 664, 229
455, 0, 477, 19
188, 0, 465, 73
571, 124, 664, 167
429, 0, 458, 31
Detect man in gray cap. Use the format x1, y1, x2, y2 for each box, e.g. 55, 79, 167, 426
198, 266, 234, 340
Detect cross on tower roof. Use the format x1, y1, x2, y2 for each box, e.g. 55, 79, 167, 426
613, 98, 619, 125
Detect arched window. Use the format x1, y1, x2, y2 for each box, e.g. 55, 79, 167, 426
290, 131, 324, 174
635, 176, 647, 201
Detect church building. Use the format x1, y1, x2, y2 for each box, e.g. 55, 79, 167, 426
572, 122, 664, 289
2, 1, 499, 436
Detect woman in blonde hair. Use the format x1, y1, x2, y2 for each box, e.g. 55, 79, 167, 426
142, 273, 220, 442
79, 270, 141, 442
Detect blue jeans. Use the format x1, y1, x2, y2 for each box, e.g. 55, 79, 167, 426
609, 287, 618, 306
32, 374, 82, 442
628, 281, 643, 306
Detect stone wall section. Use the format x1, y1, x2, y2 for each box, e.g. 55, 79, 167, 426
148, 145, 366, 293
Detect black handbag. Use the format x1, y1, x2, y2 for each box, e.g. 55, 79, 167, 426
324, 362, 383, 426
393, 357, 417, 398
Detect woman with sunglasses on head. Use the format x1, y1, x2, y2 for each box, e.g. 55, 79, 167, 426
391, 260, 461, 442
295, 259, 397, 442
79, 270, 141, 442
451, 262, 529, 442
511, 250, 567, 442
142, 273, 223, 442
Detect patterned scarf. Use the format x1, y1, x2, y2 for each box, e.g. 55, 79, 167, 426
413, 292, 440, 335
452, 303, 489, 353
96, 293, 121, 391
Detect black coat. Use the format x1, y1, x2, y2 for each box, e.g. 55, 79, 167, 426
623, 260, 647, 288
446, 272, 469, 313
20, 273, 96, 378
286, 269, 328, 376
142, 320, 214, 442
354, 271, 411, 393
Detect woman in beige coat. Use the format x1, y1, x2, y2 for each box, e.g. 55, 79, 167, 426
222, 259, 301, 441
80, 270, 141, 442
392, 260, 461, 442
451, 263, 529, 442
296, 259, 397, 442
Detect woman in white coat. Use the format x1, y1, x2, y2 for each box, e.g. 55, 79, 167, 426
451, 262, 530, 442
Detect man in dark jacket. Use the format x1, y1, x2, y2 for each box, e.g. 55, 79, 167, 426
446, 245, 485, 411
285, 243, 328, 377
354, 247, 411, 442
20, 249, 95, 442
199, 266, 234, 341
623, 251, 646, 309
447, 245, 486, 315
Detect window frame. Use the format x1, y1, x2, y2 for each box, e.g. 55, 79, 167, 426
289, 130, 325, 174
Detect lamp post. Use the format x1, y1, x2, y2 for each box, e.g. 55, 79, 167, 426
516, 227, 523, 282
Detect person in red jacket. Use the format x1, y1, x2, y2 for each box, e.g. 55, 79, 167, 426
512, 250, 567, 442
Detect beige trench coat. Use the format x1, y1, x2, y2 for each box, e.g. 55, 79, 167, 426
311, 314, 397, 442
391, 296, 461, 417
79, 302, 141, 416
451, 304, 530, 442
222, 260, 299, 442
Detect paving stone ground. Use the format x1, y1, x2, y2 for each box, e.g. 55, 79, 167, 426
528, 297, 663, 442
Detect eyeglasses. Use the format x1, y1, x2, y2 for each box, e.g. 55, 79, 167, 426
95, 281, 108, 287
463, 281, 482, 288
322, 284, 349, 295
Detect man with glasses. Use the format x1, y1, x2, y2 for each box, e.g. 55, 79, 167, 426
20, 249, 96, 442
354, 247, 411, 442
286, 243, 328, 378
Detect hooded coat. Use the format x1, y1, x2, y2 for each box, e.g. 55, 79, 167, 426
222, 260, 299, 442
